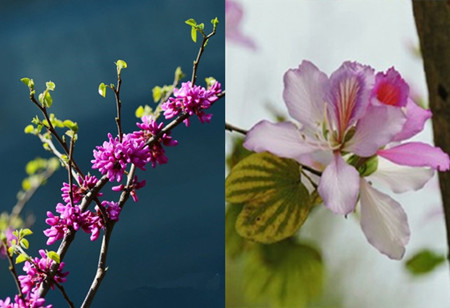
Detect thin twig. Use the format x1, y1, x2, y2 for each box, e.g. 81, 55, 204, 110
113, 75, 123, 142
191, 28, 217, 85
68, 136, 75, 208
53, 281, 75, 308
225, 122, 248, 135
4, 245, 25, 301
9, 165, 57, 223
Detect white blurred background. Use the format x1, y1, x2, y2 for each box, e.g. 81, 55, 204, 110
226, 1, 450, 307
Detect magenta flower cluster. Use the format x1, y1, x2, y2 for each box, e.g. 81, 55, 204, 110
161, 81, 222, 126
0, 249, 69, 307
92, 116, 177, 182
0, 293, 50, 308
44, 175, 121, 245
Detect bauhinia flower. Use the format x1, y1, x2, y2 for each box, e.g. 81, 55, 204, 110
244, 60, 450, 259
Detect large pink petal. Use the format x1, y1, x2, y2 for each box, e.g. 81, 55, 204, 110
328, 62, 375, 140
318, 153, 360, 215
345, 105, 406, 157
368, 157, 434, 193
283, 61, 329, 132
243, 120, 324, 162
359, 179, 410, 260
393, 99, 431, 141
378, 142, 450, 171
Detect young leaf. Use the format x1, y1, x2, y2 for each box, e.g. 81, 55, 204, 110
185, 18, 197, 27
63, 120, 78, 132
116, 60, 128, 75
174, 66, 185, 81
47, 251, 60, 264
152, 86, 162, 102
211, 17, 219, 29
98, 82, 107, 97
20, 238, 29, 249
21, 229, 33, 237
46, 81, 55, 91
15, 253, 28, 264
226, 152, 313, 243
24, 125, 35, 134
191, 26, 197, 43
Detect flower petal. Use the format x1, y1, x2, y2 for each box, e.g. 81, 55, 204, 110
368, 156, 434, 193
371, 67, 409, 107
318, 153, 360, 215
243, 120, 324, 161
345, 105, 406, 157
328, 61, 375, 140
378, 142, 450, 171
359, 178, 410, 260
393, 98, 431, 141
283, 61, 329, 132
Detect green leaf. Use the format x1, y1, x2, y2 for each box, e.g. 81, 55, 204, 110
185, 18, 197, 27
21, 229, 33, 237
63, 120, 78, 132
211, 17, 219, 28
243, 240, 323, 308
15, 253, 28, 264
20, 238, 29, 249
21, 77, 34, 90
116, 60, 127, 75
39, 91, 52, 107
405, 249, 446, 275
152, 86, 162, 102
47, 251, 60, 264
98, 82, 107, 97
225, 204, 246, 259
174, 66, 185, 81
226, 152, 313, 244
191, 26, 197, 43
197, 23, 204, 31
24, 125, 34, 134
46, 81, 55, 91
20, 78, 30, 86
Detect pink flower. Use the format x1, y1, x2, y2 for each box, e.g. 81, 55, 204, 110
244, 60, 450, 259
226, 0, 257, 50
161, 81, 222, 127
18, 250, 68, 297
112, 176, 146, 202
61, 175, 102, 205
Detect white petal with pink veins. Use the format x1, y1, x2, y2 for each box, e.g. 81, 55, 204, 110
359, 178, 410, 260
243, 120, 325, 162
368, 157, 434, 193
318, 153, 360, 215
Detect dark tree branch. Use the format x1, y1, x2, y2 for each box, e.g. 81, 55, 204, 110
412, 1, 450, 264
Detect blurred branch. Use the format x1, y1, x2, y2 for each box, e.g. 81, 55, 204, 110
412, 1, 450, 265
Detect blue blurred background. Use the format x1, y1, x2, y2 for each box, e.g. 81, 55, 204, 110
0, 0, 224, 307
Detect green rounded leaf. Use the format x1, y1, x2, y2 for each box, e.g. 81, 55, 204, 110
243, 240, 323, 307
226, 152, 313, 244
116, 60, 127, 75
15, 253, 28, 264
152, 86, 162, 102
47, 251, 60, 264
405, 249, 446, 275
98, 83, 107, 97
20, 238, 29, 249
46, 81, 55, 91
185, 18, 197, 27
24, 125, 35, 134
191, 26, 197, 43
